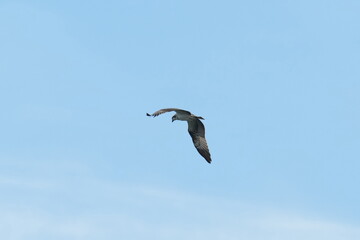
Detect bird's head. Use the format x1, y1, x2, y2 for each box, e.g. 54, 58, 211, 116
172, 114, 177, 122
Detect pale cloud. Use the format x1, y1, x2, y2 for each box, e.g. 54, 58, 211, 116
1, 205, 359, 240
1, 177, 359, 240
0, 176, 53, 190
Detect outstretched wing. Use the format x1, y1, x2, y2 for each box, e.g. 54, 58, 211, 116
188, 119, 212, 163
146, 108, 191, 117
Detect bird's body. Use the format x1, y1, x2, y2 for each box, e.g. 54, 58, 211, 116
173, 110, 192, 121
146, 108, 212, 164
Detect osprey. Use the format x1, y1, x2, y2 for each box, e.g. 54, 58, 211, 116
146, 108, 212, 164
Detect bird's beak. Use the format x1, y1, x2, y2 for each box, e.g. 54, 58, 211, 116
172, 119, 175, 122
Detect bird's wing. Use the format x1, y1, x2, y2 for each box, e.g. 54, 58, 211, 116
188, 119, 212, 163
146, 108, 191, 117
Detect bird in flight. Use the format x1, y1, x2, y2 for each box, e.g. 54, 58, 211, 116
146, 108, 212, 164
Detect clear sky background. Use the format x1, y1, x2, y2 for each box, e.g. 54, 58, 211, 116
1, 1, 359, 239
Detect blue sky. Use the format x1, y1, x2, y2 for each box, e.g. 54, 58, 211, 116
1, 0, 360, 239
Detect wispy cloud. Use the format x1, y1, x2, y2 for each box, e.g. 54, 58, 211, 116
1, 175, 359, 240
0, 176, 53, 190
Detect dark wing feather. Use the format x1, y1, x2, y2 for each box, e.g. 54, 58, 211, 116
146, 108, 191, 117
188, 119, 212, 163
